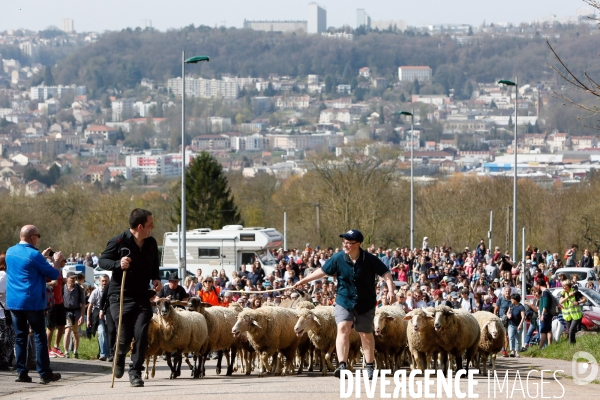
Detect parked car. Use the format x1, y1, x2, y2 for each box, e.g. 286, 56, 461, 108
551, 267, 599, 289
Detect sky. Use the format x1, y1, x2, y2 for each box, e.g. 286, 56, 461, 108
0, 0, 591, 32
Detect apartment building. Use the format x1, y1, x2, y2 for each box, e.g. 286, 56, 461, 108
167, 77, 239, 99
308, 3, 327, 34
111, 99, 135, 122
398, 66, 432, 82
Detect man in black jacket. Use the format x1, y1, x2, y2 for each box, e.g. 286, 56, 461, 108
99, 209, 160, 387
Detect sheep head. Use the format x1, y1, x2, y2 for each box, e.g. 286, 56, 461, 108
374, 312, 394, 336
232, 313, 262, 337
294, 309, 319, 337
186, 297, 212, 313
403, 308, 433, 333
156, 298, 173, 317
433, 305, 455, 332
486, 320, 499, 339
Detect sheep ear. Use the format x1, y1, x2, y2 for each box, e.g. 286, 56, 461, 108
252, 320, 263, 329
403, 315, 412, 321
385, 316, 394, 321
201, 302, 213, 308
312, 315, 321, 326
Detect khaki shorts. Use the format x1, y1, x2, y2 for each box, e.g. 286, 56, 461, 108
334, 304, 375, 333
65, 309, 81, 328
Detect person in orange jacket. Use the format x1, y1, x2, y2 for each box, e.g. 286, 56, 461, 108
198, 276, 220, 306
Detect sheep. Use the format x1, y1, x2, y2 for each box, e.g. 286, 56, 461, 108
155, 298, 209, 379
473, 311, 506, 375
231, 306, 303, 377
294, 300, 316, 310
186, 297, 243, 377
404, 307, 444, 372
432, 305, 481, 374
293, 306, 361, 376
373, 306, 408, 371
144, 315, 161, 380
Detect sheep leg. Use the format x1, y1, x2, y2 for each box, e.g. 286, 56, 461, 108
216, 350, 223, 375
258, 352, 272, 377
151, 355, 157, 378
145, 356, 150, 380
491, 353, 496, 373
173, 351, 183, 379
307, 348, 314, 372
184, 353, 193, 370
325, 345, 336, 372
165, 352, 176, 379
226, 348, 236, 376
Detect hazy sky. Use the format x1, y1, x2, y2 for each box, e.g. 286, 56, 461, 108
0, 0, 591, 32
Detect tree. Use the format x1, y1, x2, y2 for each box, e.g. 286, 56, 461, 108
43, 66, 55, 86
174, 151, 242, 230
413, 79, 420, 95
379, 106, 385, 124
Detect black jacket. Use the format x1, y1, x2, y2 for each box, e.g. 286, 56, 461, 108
99, 230, 160, 300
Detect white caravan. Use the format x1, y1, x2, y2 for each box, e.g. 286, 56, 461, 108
161, 225, 283, 277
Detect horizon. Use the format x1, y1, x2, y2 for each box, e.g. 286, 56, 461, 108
0, 0, 590, 33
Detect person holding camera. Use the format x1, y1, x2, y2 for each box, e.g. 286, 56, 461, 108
559, 281, 586, 345
5, 225, 61, 384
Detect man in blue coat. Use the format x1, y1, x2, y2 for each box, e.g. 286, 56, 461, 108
6, 225, 61, 384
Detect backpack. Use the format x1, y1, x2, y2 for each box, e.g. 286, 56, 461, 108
547, 292, 560, 317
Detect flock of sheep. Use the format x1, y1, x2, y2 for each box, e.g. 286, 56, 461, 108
141, 299, 507, 380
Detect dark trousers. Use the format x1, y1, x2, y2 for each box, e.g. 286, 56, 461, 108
10, 309, 53, 378
568, 318, 582, 344
109, 296, 152, 377
104, 306, 116, 358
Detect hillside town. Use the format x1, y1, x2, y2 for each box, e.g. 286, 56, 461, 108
1, 6, 600, 195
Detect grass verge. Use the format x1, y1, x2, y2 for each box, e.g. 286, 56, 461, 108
523, 333, 600, 362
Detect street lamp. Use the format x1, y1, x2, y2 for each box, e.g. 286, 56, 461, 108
498, 78, 522, 301
180, 52, 209, 280
399, 109, 415, 251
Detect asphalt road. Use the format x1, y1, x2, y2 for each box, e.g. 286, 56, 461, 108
1, 355, 598, 399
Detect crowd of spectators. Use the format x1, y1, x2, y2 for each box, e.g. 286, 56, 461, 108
1, 237, 599, 373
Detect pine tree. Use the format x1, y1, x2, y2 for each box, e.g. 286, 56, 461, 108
173, 151, 242, 230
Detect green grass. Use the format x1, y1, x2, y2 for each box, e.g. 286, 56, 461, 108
66, 336, 101, 360
523, 333, 600, 362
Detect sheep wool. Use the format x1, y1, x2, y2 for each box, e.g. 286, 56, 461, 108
373, 306, 408, 371
473, 311, 506, 374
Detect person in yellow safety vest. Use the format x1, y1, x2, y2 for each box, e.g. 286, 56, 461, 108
559, 281, 586, 344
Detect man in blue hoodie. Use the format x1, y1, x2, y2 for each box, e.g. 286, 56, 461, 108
6, 225, 61, 384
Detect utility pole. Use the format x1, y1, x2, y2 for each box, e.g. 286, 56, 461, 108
505, 206, 510, 253
315, 202, 321, 247
488, 211, 493, 251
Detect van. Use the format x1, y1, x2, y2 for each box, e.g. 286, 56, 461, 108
161, 225, 283, 278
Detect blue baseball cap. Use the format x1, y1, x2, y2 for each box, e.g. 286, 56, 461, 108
339, 229, 364, 243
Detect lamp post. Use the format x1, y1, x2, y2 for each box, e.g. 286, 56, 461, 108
180, 52, 209, 280
399, 109, 415, 251
498, 78, 522, 299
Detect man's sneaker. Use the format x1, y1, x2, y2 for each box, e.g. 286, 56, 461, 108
501, 350, 509, 357
40, 373, 61, 384
130, 376, 144, 387
52, 347, 66, 358
48, 350, 57, 358
73, 352, 79, 359
334, 362, 347, 378
366, 363, 375, 380
99, 356, 107, 361
15, 374, 32, 383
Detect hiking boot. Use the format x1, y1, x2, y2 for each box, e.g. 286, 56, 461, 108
52, 347, 66, 358
40, 373, 61, 384
130, 376, 144, 387
15, 374, 32, 383
366, 363, 375, 380
334, 362, 347, 378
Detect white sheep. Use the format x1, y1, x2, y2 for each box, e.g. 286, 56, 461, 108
373, 305, 408, 371
432, 305, 481, 374
186, 297, 243, 377
473, 311, 506, 374
293, 306, 361, 376
231, 306, 303, 377
155, 298, 209, 379
403, 307, 444, 372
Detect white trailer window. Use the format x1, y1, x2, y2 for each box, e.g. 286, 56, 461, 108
198, 248, 220, 258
